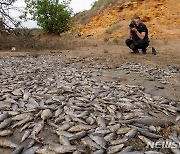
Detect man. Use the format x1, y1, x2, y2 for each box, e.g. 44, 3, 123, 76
125, 16, 149, 54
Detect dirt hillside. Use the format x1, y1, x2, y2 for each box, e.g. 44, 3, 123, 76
75, 0, 180, 40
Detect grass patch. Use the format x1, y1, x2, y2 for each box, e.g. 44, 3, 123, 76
103, 37, 109, 42
74, 0, 115, 24
113, 38, 120, 45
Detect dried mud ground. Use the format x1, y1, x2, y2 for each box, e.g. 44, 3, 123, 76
0, 38, 180, 153
1, 38, 179, 100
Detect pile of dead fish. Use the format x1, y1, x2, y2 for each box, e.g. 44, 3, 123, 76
119, 62, 180, 84
0, 55, 179, 154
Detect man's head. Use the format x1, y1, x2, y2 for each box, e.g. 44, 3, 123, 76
134, 16, 141, 26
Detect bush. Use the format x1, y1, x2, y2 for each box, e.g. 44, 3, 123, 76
23, 0, 73, 34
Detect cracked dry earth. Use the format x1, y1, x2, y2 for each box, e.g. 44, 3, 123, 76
0, 53, 180, 154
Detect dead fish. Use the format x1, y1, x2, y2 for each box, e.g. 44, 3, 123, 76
0, 118, 12, 130
109, 137, 128, 145
96, 116, 106, 127
55, 108, 63, 117
86, 116, 95, 125
71, 117, 87, 124
144, 151, 164, 154
107, 124, 121, 132
41, 109, 52, 121
121, 151, 144, 154
36, 145, 56, 154
176, 115, 180, 122
0, 112, 9, 122
22, 145, 39, 154
140, 130, 162, 139
69, 131, 87, 141
12, 115, 33, 128
104, 132, 116, 141
59, 135, 71, 145
12, 89, 22, 96
27, 140, 35, 149
58, 122, 74, 131
89, 134, 107, 149
20, 122, 32, 132
81, 137, 101, 150
55, 116, 65, 124
48, 143, 77, 153
0, 138, 17, 148
23, 90, 31, 101
118, 146, 133, 154
0, 130, 13, 136
68, 124, 92, 132
47, 120, 58, 129
133, 117, 174, 127
170, 148, 180, 154
107, 144, 124, 154
12, 113, 31, 121
95, 127, 111, 135
12, 146, 24, 154
138, 135, 152, 144
30, 121, 44, 138
149, 125, 156, 132
93, 149, 105, 154
125, 129, 137, 139
56, 130, 74, 138
117, 127, 131, 135
21, 130, 31, 142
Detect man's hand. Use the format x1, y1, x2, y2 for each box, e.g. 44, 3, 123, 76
131, 28, 138, 33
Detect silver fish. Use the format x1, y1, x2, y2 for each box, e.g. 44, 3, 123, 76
59, 135, 71, 145
41, 109, 52, 121
0, 138, 17, 148
48, 143, 77, 153
0, 130, 13, 136
107, 144, 124, 154
22, 145, 39, 154
89, 134, 107, 149
0, 118, 12, 130
12, 146, 24, 154
81, 137, 101, 150
0, 112, 9, 122
21, 130, 31, 142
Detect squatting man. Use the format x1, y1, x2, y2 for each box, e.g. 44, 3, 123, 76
126, 16, 149, 54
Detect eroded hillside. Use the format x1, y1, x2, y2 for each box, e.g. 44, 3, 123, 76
75, 0, 180, 40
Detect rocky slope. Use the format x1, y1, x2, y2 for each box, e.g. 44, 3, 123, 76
75, 0, 180, 40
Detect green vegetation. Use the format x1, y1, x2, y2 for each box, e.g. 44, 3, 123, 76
103, 37, 109, 42
91, 0, 113, 10
22, 0, 73, 34
74, 0, 115, 24
113, 38, 120, 45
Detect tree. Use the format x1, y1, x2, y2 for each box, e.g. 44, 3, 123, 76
23, 0, 73, 34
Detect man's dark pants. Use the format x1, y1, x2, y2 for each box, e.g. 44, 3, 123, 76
125, 39, 149, 53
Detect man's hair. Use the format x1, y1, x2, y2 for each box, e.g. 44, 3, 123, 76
134, 16, 140, 20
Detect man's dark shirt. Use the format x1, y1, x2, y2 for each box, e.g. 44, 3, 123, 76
131, 23, 149, 42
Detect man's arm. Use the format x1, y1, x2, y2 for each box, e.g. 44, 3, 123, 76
131, 27, 146, 40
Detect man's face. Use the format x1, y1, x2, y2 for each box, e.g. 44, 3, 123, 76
135, 19, 140, 26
